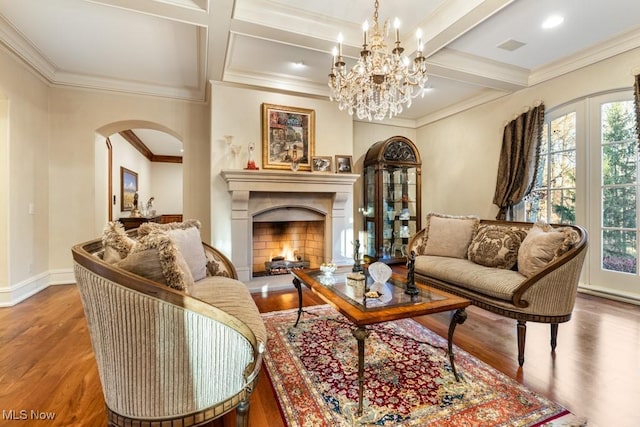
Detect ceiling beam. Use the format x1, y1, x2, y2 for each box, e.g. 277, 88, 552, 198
207, 0, 235, 82
84, 0, 209, 26
418, 0, 516, 59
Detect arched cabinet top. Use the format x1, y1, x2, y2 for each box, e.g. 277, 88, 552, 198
363, 136, 422, 167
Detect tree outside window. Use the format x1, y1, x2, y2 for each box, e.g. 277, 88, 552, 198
523, 112, 576, 224
601, 101, 637, 274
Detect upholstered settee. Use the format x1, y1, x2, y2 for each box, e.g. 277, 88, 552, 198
72, 220, 266, 427
407, 213, 588, 366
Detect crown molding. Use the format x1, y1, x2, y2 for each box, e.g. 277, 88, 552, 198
529, 27, 640, 86
223, 69, 330, 98
119, 130, 183, 163
0, 16, 57, 81
416, 89, 509, 127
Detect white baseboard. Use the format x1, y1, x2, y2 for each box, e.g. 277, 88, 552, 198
0, 268, 75, 307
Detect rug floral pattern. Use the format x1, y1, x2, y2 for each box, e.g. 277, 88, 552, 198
262, 305, 585, 427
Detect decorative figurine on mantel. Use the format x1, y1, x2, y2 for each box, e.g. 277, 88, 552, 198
405, 250, 419, 296
352, 240, 363, 272
245, 143, 259, 170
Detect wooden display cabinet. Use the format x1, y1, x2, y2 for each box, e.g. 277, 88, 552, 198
363, 136, 422, 264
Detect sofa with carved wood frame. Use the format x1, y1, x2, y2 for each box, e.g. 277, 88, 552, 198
72, 221, 265, 427
407, 214, 588, 366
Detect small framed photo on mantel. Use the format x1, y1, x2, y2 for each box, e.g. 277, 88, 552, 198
311, 156, 333, 173
335, 155, 353, 173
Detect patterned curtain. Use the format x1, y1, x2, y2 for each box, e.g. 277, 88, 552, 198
635, 74, 640, 150
493, 103, 545, 220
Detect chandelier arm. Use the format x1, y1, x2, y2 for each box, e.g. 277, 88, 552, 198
327, 0, 428, 121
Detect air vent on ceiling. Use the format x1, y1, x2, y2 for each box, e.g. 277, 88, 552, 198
497, 39, 526, 51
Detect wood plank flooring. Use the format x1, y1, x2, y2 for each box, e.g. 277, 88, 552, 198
1, 282, 638, 427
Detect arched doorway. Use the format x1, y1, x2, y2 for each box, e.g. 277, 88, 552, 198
95, 121, 183, 233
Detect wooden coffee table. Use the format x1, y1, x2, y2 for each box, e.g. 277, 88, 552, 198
291, 267, 471, 416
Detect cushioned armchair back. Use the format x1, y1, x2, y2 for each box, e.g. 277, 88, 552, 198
73, 240, 260, 426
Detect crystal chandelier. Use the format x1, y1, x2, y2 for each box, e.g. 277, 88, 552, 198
328, 0, 428, 121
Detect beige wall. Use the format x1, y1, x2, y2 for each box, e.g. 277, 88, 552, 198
2, 35, 639, 305
0, 46, 50, 305
0, 97, 8, 289
48, 87, 210, 274
416, 47, 640, 220
0, 45, 211, 305
209, 83, 354, 256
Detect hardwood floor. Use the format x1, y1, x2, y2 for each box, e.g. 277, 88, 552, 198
1, 282, 638, 427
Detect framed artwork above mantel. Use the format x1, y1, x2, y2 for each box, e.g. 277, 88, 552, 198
261, 103, 315, 171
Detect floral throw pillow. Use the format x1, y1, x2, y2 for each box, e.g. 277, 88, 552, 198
467, 224, 527, 269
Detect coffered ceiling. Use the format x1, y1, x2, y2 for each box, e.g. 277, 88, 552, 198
1, 0, 640, 133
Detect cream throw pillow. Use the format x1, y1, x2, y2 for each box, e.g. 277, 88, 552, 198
138, 219, 207, 281
117, 232, 194, 292
517, 223, 579, 278
423, 213, 480, 259
167, 226, 207, 281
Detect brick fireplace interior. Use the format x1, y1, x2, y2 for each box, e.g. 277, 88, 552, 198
252, 220, 325, 276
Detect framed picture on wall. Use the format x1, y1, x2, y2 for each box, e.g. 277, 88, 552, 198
335, 155, 353, 173
311, 156, 333, 173
262, 103, 315, 171
120, 167, 138, 211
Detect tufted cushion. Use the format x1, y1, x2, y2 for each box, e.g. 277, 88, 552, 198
117, 232, 194, 291
467, 224, 528, 269
517, 223, 580, 278
419, 213, 480, 259
102, 221, 136, 264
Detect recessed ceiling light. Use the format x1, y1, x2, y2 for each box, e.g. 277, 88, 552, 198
542, 15, 564, 29
292, 61, 306, 69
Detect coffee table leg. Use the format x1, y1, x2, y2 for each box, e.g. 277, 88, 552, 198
352, 326, 370, 416
293, 277, 304, 327
447, 308, 467, 382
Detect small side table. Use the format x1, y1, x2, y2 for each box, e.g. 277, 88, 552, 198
118, 216, 161, 230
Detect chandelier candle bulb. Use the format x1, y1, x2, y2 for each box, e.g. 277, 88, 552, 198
363, 21, 368, 45
416, 28, 423, 52
394, 18, 400, 43
337, 33, 343, 57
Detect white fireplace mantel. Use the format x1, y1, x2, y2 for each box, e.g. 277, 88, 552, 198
221, 169, 359, 283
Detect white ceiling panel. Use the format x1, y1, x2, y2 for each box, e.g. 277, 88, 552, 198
133, 129, 183, 157
0, 0, 201, 87
449, 0, 640, 70
1, 0, 640, 146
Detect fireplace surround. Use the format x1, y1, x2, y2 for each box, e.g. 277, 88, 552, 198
221, 170, 358, 284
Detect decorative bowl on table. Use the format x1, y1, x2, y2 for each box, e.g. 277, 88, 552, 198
320, 262, 337, 275
368, 262, 392, 284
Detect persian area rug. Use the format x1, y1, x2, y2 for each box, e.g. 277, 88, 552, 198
262, 305, 586, 427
